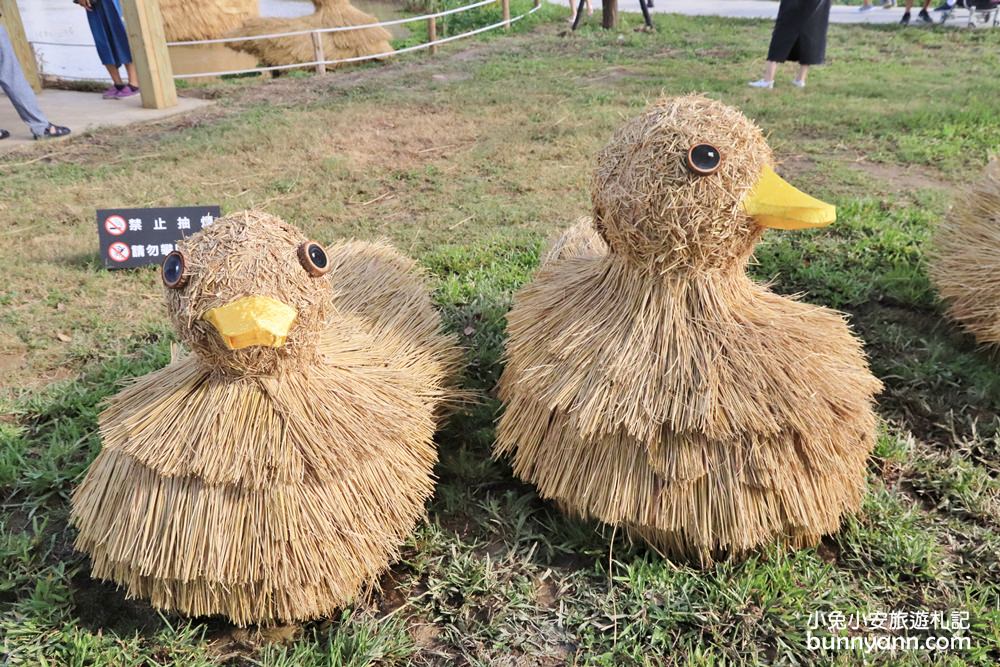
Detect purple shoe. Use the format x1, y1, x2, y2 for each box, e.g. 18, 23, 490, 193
116, 85, 140, 98
102, 85, 121, 99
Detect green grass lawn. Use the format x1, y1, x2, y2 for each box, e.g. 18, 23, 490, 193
2, 10, 999, 666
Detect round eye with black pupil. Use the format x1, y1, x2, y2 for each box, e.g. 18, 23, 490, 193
686, 143, 722, 176
161, 251, 188, 289
298, 241, 330, 277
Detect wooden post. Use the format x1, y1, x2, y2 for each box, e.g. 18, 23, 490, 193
0, 0, 41, 92
502, 0, 511, 29
121, 0, 176, 109
602, 0, 618, 29
428, 16, 437, 55
311, 31, 326, 74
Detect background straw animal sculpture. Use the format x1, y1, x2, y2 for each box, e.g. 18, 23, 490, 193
71, 211, 461, 625
930, 159, 1000, 347
228, 0, 393, 69
159, 0, 260, 42
496, 96, 882, 566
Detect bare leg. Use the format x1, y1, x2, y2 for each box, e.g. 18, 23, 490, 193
796, 64, 810, 83
762, 61, 778, 83
125, 62, 138, 88
587, 0, 593, 15
104, 64, 124, 86
568, 0, 575, 21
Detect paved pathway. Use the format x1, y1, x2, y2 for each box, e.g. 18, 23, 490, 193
563, 0, 969, 25
0, 90, 210, 152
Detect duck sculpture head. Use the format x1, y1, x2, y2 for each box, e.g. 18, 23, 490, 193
591, 94, 835, 273
162, 210, 334, 375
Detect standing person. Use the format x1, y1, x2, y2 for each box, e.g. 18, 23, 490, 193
76, 0, 140, 99
749, 0, 832, 90
900, 0, 934, 23
0, 23, 70, 140
569, 0, 593, 24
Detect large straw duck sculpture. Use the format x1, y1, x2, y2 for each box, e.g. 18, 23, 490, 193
495, 95, 882, 565
229, 0, 393, 69
71, 211, 460, 625
930, 158, 1000, 347
158, 0, 259, 42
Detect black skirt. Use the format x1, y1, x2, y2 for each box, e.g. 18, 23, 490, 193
766, 0, 832, 66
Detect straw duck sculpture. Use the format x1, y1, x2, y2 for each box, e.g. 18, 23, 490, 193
930, 158, 1000, 347
158, 0, 259, 42
228, 0, 393, 69
71, 211, 460, 625
495, 95, 882, 565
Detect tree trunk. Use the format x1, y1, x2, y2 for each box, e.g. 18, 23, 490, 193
602, 0, 618, 29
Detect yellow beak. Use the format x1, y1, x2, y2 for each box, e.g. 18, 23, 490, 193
743, 165, 836, 230
203, 295, 297, 350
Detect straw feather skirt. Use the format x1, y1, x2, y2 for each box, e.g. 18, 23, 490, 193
929, 159, 1000, 346
71, 212, 461, 624
496, 97, 881, 564
228, 0, 392, 68
159, 0, 259, 42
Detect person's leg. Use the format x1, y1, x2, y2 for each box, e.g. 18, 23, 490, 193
0, 26, 51, 136
917, 0, 934, 21
901, 0, 914, 22
762, 61, 779, 82
105, 64, 124, 86
749, 61, 779, 88
795, 64, 810, 84
125, 62, 139, 88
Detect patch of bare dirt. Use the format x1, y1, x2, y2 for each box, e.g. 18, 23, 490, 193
849, 159, 945, 193
778, 154, 948, 196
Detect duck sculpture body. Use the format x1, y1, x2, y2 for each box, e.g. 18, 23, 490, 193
496, 96, 882, 564
931, 158, 1000, 347
71, 211, 460, 624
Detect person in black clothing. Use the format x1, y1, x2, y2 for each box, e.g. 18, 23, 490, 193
749, 0, 831, 90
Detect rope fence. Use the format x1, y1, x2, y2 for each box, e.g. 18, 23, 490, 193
28, 0, 541, 81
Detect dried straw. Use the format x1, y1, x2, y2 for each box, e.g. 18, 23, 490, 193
929, 158, 1000, 346
541, 216, 607, 264
495, 96, 882, 565
71, 211, 461, 625
159, 0, 259, 42
228, 0, 393, 69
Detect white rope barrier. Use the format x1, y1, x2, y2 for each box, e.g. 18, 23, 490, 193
166, 0, 499, 47
172, 3, 541, 80
28, 1, 541, 81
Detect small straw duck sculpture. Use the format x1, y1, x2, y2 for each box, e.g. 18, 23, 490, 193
496, 95, 882, 565
71, 210, 461, 625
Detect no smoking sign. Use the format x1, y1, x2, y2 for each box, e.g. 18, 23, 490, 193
104, 215, 127, 236
96, 206, 220, 269
107, 242, 131, 263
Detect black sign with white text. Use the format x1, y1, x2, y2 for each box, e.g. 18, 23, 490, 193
97, 206, 221, 269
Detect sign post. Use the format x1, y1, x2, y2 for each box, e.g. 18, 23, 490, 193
121, 0, 177, 109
